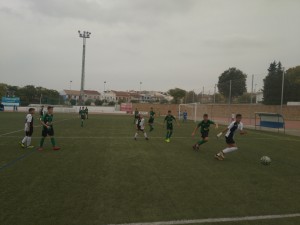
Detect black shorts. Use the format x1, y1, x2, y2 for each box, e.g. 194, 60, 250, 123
81, 115, 86, 120
225, 136, 235, 144
137, 126, 144, 132
25, 127, 33, 137
201, 131, 209, 139
42, 127, 54, 137
148, 118, 154, 123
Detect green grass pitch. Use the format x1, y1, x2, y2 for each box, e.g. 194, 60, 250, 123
0, 112, 300, 225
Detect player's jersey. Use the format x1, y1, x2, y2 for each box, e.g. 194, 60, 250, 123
85, 108, 88, 114
225, 121, 243, 138
79, 110, 86, 116
183, 112, 188, 118
41, 113, 53, 129
164, 115, 176, 124
197, 120, 215, 133
149, 110, 155, 118
136, 117, 145, 130
24, 114, 33, 131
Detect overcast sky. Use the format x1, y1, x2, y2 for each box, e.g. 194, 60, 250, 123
0, 0, 299, 94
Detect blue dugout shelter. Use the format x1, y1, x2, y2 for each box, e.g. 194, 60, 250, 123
255, 112, 285, 133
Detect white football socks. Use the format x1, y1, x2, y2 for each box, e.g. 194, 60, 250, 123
22, 136, 27, 144
144, 132, 148, 138
26, 137, 31, 147
223, 147, 238, 154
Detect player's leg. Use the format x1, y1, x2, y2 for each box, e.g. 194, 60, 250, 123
165, 128, 170, 142
49, 128, 60, 150
26, 129, 34, 148
38, 129, 47, 151
215, 137, 237, 160
134, 128, 139, 140
143, 130, 149, 140
20, 133, 27, 148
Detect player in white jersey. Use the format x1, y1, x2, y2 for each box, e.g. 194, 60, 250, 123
19, 108, 35, 148
134, 114, 149, 141
214, 114, 247, 160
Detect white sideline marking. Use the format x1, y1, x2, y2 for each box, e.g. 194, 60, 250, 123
107, 213, 300, 225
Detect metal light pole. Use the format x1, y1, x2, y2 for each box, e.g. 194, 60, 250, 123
250, 75, 254, 104
213, 84, 216, 104
229, 80, 232, 104
280, 67, 285, 114
139, 82, 142, 102
70, 80, 72, 90
78, 30, 91, 105
104, 81, 106, 102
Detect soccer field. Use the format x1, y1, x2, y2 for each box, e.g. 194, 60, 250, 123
0, 112, 300, 225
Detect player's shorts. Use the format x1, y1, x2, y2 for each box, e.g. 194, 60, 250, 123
148, 118, 154, 123
225, 136, 235, 144
137, 126, 144, 132
81, 115, 86, 120
25, 127, 33, 137
42, 127, 54, 137
201, 131, 209, 139
166, 124, 173, 130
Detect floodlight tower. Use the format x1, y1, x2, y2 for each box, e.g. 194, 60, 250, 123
78, 30, 91, 105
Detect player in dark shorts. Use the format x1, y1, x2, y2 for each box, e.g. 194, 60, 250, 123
192, 114, 218, 150
79, 107, 86, 127
133, 108, 139, 124
85, 107, 89, 119
148, 107, 156, 132
164, 110, 179, 143
19, 108, 35, 148
215, 114, 247, 160
38, 106, 60, 151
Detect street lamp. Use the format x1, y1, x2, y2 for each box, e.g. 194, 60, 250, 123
139, 81, 142, 102
104, 81, 106, 102
69, 80, 72, 90
78, 30, 91, 105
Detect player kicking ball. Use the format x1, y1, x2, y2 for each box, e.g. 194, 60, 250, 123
214, 114, 246, 160
134, 114, 149, 141
191, 114, 218, 151
38, 106, 60, 151
19, 108, 35, 149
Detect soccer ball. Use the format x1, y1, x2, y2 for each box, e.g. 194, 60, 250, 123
260, 156, 271, 165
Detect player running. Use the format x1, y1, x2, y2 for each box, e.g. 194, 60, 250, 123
134, 114, 149, 140
38, 106, 60, 151
191, 114, 218, 150
19, 108, 35, 149
79, 107, 86, 127
214, 114, 246, 160
148, 107, 156, 132
164, 110, 179, 143
183, 110, 188, 122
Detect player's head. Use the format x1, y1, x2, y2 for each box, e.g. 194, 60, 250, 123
168, 110, 171, 115
203, 113, 208, 120
47, 106, 54, 114
41, 105, 44, 108
29, 108, 35, 114
150, 107, 153, 110
236, 114, 242, 122
138, 113, 142, 118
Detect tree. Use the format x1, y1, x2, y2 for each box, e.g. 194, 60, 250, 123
168, 88, 186, 104
218, 68, 247, 100
95, 99, 103, 106
285, 66, 300, 102
85, 99, 92, 106
184, 90, 197, 103
0, 83, 8, 99
263, 61, 285, 105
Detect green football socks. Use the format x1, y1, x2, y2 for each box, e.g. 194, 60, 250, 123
50, 137, 56, 147
40, 137, 45, 147
197, 140, 207, 145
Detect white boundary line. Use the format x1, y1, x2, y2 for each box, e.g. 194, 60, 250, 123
107, 213, 300, 225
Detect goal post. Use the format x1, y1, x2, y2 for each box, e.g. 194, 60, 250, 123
178, 103, 199, 122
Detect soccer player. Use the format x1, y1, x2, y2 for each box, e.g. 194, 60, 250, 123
38, 106, 60, 151
19, 108, 35, 149
134, 114, 149, 140
192, 114, 218, 150
183, 110, 188, 122
214, 114, 246, 160
164, 110, 179, 143
79, 107, 86, 127
148, 107, 156, 132
133, 108, 139, 124
85, 107, 89, 119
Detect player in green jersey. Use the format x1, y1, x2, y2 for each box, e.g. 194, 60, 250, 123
79, 107, 86, 127
38, 106, 60, 151
85, 107, 89, 119
192, 114, 218, 150
164, 110, 179, 143
148, 107, 156, 132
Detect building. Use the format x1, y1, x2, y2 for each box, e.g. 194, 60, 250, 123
61, 89, 101, 103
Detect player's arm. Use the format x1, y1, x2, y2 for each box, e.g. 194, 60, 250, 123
217, 128, 228, 138
192, 125, 200, 136
239, 124, 247, 135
